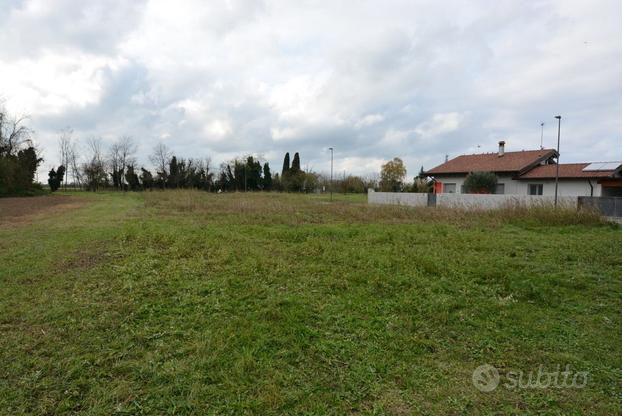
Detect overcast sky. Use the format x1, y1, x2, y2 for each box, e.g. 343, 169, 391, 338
1, 0, 621, 178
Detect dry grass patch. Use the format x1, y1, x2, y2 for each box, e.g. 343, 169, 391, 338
0, 195, 84, 228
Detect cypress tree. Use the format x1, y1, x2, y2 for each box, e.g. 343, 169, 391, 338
262, 162, 272, 190
168, 156, 179, 188
291, 152, 301, 172
281, 152, 290, 176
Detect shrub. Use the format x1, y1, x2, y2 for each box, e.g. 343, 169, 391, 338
48, 165, 65, 192
464, 171, 497, 194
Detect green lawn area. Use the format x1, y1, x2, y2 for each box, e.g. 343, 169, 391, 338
1, 191, 621, 415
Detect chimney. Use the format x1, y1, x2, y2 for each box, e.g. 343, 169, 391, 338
498, 141, 505, 157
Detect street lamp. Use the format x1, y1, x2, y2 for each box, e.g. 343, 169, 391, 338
328, 147, 334, 201
554, 115, 561, 207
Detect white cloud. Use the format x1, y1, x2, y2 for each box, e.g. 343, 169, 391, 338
356, 114, 385, 128
415, 112, 465, 138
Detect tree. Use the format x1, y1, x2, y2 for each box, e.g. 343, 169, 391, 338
48, 168, 58, 191
291, 152, 301, 172
272, 172, 282, 191
48, 165, 65, 192
125, 164, 140, 191
411, 177, 432, 193
109, 136, 136, 190
463, 171, 497, 194
280, 152, 306, 192
379, 157, 407, 192
281, 152, 290, 176
82, 137, 107, 191
109, 142, 123, 189
58, 128, 73, 190
59, 131, 83, 189
150, 142, 172, 188
411, 166, 432, 193
140, 168, 154, 190
168, 156, 179, 188
338, 175, 366, 193
0, 106, 43, 195
302, 171, 319, 193
245, 156, 262, 191
417, 166, 426, 179
0, 109, 32, 157
262, 162, 272, 190
17, 147, 42, 188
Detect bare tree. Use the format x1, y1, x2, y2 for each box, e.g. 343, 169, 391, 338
109, 142, 122, 189
68, 140, 83, 189
118, 136, 136, 186
108, 136, 136, 190
58, 127, 73, 190
0, 109, 32, 157
83, 137, 107, 191
149, 142, 172, 187
86, 137, 104, 164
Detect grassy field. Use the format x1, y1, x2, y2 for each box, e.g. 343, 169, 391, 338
1, 191, 621, 415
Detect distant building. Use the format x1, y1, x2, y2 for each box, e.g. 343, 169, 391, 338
425, 141, 622, 197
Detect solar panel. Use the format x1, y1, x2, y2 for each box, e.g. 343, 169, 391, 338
582, 162, 622, 171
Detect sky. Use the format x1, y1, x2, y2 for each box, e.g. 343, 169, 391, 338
1, 0, 621, 179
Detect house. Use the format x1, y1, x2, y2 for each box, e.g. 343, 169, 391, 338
425, 141, 622, 197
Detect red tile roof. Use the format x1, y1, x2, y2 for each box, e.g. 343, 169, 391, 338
517, 163, 617, 179
426, 149, 556, 175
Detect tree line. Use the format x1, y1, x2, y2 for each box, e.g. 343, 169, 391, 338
2, 104, 410, 197
46, 129, 373, 193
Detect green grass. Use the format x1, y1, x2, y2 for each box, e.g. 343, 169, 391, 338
1, 191, 621, 415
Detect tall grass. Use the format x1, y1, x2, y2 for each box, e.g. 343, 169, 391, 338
142, 190, 607, 227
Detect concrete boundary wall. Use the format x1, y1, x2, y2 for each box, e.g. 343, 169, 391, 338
436, 194, 577, 209
368, 189, 578, 210
367, 190, 427, 207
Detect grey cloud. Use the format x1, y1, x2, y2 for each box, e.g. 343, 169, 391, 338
0, 0, 147, 59
4, 0, 622, 178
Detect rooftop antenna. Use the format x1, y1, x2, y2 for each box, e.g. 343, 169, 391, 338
540, 122, 544, 149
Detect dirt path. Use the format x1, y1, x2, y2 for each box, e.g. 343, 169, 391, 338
0, 195, 84, 227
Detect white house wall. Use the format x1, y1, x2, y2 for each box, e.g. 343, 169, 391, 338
436, 175, 602, 197
515, 179, 602, 197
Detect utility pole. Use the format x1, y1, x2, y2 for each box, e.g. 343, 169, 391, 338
554, 116, 561, 207
329, 147, 334, 201
540, 122, 544, 150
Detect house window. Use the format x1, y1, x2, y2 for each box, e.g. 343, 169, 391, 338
495, 184, 505, 194
528, 184, 544, 195
444, 183, 456, 193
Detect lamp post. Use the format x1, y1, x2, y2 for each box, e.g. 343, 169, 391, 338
329, 147, 334, 201
554, 115, 561, 207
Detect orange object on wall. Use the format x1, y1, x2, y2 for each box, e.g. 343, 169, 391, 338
433, 181, 443, 194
